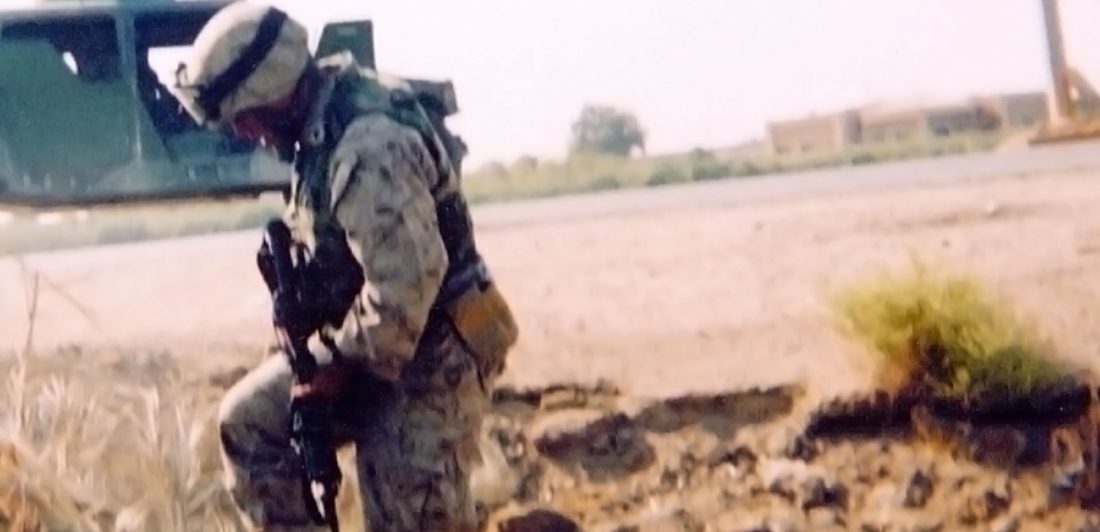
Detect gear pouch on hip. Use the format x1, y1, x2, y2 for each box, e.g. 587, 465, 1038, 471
444, 283, 518, 374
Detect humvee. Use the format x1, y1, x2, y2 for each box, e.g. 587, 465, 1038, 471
0, 0, 465, 212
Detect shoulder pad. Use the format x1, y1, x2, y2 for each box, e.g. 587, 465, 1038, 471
349, 64, 458, 118
404, 78, 459, 117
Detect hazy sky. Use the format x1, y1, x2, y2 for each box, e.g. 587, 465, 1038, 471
198, 1, 1100, 167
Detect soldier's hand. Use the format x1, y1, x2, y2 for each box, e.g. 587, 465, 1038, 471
291, 362, 347, 401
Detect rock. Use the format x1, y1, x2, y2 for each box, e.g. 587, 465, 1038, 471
1048, 422, 1098, 508
800, 476, 849, 513
601, 507, 705, 532
912, 521, 946, 532
904, 469, 936, 508
658, 466, 683, 492
472, 430, 525, 509
760, 458, 822, 488
672, 509, 706, 532
967, 425, 1028, 467
784, 435, 820, 461
761, 459, 810, 503
767, 481, 797, 504
528, 410, 655, 480
496, 508, 582, 532
758, 457, 847, 515
633, 385, 800, 438
859, 483, 906, 530
540, 388, 593, 411
706, 444, 758, 472
528, 409, 609, 453
807, 507, 846, 530
848, 441, 895, 486
990, 515, 1020, 532
987, 481, 1013, 514
493, 380, 621, 411
712, 511, 772, 532
961, 481, 1012, 525
665, 450, 701, 489
489, 420, 530, 465
862, 516, 942, 532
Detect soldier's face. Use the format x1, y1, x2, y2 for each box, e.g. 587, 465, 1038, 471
231, 106, 299, 161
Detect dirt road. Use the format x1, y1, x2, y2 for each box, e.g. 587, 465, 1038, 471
5, 143, 1100, 403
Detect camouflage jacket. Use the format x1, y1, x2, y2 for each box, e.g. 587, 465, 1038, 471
283, 54, 488, 381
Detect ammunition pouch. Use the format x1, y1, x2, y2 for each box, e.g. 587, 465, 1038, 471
439, 280, 518, 378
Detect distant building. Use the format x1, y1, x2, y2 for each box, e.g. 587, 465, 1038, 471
858, 103, 927, 144
767, 110, 861, 155
860, 97, 1000, 143
975, 92, 1050, 130
767, 90, 1050, 153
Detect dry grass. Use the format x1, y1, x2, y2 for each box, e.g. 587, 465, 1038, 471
0, 260, 245, 531
0, 349, 243, 531
0, 338, 393, 531
828, 257, 1076, 402
0, 260, 378, 531
0, 260, 236, 529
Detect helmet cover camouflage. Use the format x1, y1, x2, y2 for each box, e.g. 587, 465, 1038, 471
172, 2, 311, 126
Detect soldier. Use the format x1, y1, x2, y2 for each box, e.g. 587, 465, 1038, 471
171, 3, 518, 531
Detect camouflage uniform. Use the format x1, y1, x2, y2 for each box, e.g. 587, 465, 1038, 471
213, 42, 516, 532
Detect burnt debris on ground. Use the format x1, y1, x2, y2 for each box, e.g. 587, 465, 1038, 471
477, 378, 1100, 531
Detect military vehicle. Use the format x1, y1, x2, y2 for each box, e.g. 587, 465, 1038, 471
0, 0, 464, 212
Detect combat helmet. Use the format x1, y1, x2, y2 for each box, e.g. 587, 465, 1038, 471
173, 2, 311, 127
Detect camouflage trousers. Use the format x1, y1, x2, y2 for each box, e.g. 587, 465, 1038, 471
217, 318, 493, 532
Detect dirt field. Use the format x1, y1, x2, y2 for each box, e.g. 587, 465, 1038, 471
6, 155, 1100, 399
7, 149, 1100, 529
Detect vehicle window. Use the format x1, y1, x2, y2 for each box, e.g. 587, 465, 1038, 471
133, 11, 215, 135
1, 15, 121, 83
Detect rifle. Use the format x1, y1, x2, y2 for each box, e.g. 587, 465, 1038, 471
258, 218, 342, 532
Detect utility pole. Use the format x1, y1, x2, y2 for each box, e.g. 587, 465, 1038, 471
1041, 0, 1073, 122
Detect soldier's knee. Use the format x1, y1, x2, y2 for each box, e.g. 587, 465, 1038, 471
216, 386, 251, 464
216, 380, 243, 428
216, 371, 253, 436
215, 358, 292, 463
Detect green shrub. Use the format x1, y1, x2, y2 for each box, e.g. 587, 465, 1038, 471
646, 166, 688, 187
690, 161, 732, 181
829, 258, 1072, 402
590, 175, 622, 191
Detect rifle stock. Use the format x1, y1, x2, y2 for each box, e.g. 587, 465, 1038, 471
259, 218, 342, 532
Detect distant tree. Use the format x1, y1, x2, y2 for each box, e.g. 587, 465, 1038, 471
475, 161, 510, 180
689, 147, 715, 163
512, 155, 539, 172
687, 146, 731, 181
568, 104, 646, 157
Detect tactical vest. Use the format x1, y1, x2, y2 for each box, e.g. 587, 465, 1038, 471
290, 61, 489, 312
